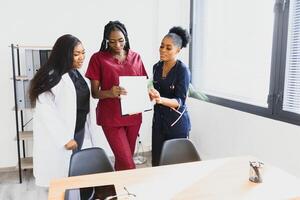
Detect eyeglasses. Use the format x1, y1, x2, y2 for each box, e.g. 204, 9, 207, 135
104, 187, 136, 200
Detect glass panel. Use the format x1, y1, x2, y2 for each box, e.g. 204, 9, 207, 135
283, 0, 300, 114
191, 0, 275, 107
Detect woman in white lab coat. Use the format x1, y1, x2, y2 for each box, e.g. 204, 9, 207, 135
29, 34, 97, 187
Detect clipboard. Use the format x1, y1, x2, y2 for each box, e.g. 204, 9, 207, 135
119, 76, 152, 116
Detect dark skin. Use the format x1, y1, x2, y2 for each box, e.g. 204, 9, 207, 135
90, 30, 127, 100
148, 36, 180, 109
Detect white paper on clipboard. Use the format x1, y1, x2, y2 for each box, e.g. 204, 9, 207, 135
119, 76, 152, 115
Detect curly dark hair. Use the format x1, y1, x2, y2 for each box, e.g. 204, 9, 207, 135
167, 26, 190, 49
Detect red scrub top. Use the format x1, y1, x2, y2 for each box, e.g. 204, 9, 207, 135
86, 49, 148, 127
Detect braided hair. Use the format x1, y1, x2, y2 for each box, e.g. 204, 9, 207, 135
166, 26, 190, 49
99, 20, 130, 52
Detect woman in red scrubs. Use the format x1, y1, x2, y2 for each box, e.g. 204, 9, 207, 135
86, 21, 147, 170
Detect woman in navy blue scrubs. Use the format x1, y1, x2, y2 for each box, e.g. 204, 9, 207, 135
149, 27, 191, 166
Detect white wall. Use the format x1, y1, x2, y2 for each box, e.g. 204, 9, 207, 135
1, 0, 299, 183
188, 98, 300, 178
0, 0, 190, 168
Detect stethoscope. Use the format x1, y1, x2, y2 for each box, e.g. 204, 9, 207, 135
153, 61, 186, 127
170, 106, 187, 127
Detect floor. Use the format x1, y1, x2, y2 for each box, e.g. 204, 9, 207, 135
0, 151, 152, 200
0, 170, 48, 200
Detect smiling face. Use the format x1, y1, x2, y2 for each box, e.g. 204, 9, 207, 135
159, 36, 180, 62
72, 43, 85, 69
108, 30, 126, 54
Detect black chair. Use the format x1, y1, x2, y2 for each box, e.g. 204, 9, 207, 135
68, 147, 114, 177
66, 148, 114, 200
159, 138, 201, 166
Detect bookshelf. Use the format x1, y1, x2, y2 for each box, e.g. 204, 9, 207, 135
10, 44, 51, 183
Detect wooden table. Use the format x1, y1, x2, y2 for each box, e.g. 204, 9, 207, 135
48, 156, 300, 200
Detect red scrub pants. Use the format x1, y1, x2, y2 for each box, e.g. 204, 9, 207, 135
102, 124, 141, 170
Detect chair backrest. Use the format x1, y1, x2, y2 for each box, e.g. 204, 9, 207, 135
68, 147, 114, 177
159, 138, 201, 166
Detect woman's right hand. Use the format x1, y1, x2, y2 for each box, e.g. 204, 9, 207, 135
149, 88, 160, 100
64, 139, 78, 150
110, 85, 127, 98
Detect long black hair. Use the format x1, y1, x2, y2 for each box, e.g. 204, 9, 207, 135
29, 34, 81, 105
166, 26, 190, 49
99, 20, 130, 52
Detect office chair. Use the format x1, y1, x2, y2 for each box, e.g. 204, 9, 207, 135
159, 138, 201, 166
68, 147, 114, 177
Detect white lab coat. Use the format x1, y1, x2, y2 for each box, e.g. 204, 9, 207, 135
32, 72, 97, 187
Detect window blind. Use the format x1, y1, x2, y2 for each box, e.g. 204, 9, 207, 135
191, 0, 274, 107
283, 0, 300, 114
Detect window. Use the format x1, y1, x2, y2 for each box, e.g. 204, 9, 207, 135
283, 0, 300, 115
190, 0, 300, 125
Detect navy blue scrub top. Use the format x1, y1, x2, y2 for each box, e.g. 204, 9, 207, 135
152, 60, 191, 135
